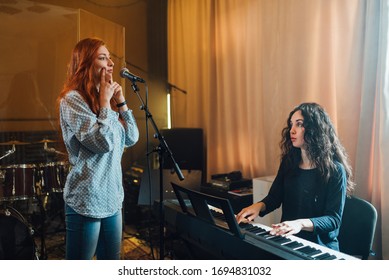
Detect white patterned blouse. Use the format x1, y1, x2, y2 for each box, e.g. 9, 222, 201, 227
59, 90, 139, 218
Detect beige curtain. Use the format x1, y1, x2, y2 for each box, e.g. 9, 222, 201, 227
354, 0, 389, 260
168, 0, 388, 259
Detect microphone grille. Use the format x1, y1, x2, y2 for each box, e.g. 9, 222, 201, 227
120, 67, 128, 78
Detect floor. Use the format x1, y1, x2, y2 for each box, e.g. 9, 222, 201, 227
1, 194, 167, 260
38, 224, 157, 260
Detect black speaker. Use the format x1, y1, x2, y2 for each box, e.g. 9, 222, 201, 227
137, 168, 202, 205
160, 128, 204, 171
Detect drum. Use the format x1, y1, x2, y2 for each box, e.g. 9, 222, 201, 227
0, 164, 37, 201
0, 207, 37, 260
39, 161, 69, 193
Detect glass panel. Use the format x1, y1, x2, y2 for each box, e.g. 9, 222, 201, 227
0, 0, 124, 167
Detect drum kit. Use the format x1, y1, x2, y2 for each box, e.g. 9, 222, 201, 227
0, 139, 69, 260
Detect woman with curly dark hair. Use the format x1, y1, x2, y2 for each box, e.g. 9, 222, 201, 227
236, 102, 354, 250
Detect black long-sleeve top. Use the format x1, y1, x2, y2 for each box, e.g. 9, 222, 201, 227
260, 159, 347, 250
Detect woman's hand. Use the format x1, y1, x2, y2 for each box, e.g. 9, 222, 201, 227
112, 80, 124, 105
99, 68, 115, 108
236, 202, 264, 224
270, 219, 313, 237
99, 68, 125, 107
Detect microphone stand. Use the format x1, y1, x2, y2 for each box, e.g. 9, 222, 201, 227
129, 80, 184, 260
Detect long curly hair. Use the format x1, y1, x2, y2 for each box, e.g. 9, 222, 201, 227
280, 102, 355, 196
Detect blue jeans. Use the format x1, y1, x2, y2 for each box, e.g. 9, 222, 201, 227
65, 204, 122, 260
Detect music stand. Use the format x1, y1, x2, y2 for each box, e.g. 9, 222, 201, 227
171, 183, 243, 238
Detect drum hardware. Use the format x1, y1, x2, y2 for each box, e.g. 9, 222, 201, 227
0, 144, 15, 161
33, 160, 68, 258
0, 192, 66, 259
0, 140, 30, 160
0, 138, 68, 259
0, 206, 39, 260
1, 195, 54, 260
0, 169, 5, 183
35, 195, 48, 260
4, 207, 10, 216
0, 166, 67, 258
30, 191, 66, 260
0, 140, 30, 161
3, 206, 35, 236
41, 140, 67, 156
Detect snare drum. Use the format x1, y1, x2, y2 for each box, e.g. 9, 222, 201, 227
0, 164, 37, 201
39, 161, 69, 193
0, 206, 37, 259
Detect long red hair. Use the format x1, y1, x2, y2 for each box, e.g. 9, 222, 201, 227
57, 37, 117, 114
56, 38, 120, 158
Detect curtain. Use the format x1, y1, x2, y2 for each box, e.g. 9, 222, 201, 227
354, 0, 389, 260
168, 0, 389, 259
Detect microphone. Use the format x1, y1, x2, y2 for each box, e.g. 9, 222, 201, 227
120, 68, 145, 83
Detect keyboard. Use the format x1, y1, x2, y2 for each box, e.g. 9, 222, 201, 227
209, 205, 358, 260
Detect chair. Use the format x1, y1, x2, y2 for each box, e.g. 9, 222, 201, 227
338, 196, 377, 259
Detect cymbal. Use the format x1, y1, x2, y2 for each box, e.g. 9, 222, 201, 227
36, 139, 57, 143
0, 140, 30, 145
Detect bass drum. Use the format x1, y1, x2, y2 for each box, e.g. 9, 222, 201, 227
0, 207, 37, 260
